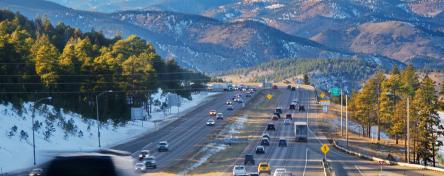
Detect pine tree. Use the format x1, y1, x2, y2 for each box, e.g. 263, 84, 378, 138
371, 71, 385, 141
391, 64, 400, 75
59, 38, 78, 74
32, 35, 60, 86
439, 80, 444, 110
413, 76, 443, 166
379, 74, 402, 143
303, 74, 310, 85
354, 76, 380, 137
400, 65, 419, 97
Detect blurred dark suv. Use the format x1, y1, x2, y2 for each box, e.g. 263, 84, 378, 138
43, 150, 135, 176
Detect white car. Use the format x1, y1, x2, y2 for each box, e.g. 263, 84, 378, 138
206, 119, 215, 126
273, 168, 288, 176
134, 162, 146, 172
138, 150, 150, 160
232, 165, 247, 176
226, 100, 233, 105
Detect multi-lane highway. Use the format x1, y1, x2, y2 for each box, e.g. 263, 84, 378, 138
241, 86, 323, 175
14, 86, 442, 176
112, 90, 255, 172
235, 86, 441, 176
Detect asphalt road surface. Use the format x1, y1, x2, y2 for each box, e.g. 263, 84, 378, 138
113, 90, 256, 173
240, 87, 441, 176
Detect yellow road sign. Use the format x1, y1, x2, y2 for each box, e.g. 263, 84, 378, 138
266, 94, 273, 100
320, 92, 326, 98
321, 144, 330, 155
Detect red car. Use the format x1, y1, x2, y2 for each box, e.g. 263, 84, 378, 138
272, 115, 279, 121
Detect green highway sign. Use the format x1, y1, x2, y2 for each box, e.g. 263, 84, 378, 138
330, 87, 340, 96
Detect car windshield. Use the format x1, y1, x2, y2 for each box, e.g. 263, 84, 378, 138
235, 166, 245, 170
260, 164, 268, 167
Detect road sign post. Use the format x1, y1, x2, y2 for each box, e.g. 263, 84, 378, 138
321, 144, 330, 160
266, 94, 273, 100
379, 161, 384, 174
320, 92, 326, 99
330, 87, 340, 97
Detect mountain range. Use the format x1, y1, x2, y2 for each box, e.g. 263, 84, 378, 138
1, 0, 443, 73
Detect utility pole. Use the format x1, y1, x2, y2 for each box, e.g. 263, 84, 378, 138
32, 97, 52, 165
96, 90, 113, 148
340, 89, 343, 136
346, 94, 348, 147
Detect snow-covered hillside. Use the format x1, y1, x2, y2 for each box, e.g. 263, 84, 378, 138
0, 91, 218, 172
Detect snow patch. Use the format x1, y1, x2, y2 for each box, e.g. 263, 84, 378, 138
265, 4, 285, 10
177, 143, 227, 175
0, 91, 217, 173
331, 118, 389, 139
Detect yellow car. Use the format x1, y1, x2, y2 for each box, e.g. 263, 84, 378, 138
257, 162, 271, 174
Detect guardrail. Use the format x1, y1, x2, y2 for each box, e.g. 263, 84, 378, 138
332, 139, 444, 173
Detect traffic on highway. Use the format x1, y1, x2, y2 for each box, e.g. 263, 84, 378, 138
15, 85, 444, 176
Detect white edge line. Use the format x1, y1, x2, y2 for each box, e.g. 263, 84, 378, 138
303, 148, 308, 176
354, 165, 365, 176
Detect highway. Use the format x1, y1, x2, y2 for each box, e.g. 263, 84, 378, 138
242, 86, 323, 175
238, 87, 441, 176
112, 90, 256, 172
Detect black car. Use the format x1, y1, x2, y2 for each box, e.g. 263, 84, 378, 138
244, 154, 255, 165
278, 139, 287, 147
289, 104, 296, 110
291, 87, 296, 91
299, 105, 305, 112
275, 107, 283, 114
287, 85, 291, 89
255, 146, 265, 154
273, 112, 281, 119
261, 138, 270, 146
43, 152, 135, 176
267, 123, 276, 131
157, 141, 169, 152
143, 157, 157, 169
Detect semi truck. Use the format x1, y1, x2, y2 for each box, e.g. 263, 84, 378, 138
294, 121, 308, 142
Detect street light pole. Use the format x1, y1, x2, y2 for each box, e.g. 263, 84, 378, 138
32, 97, 52, 165
346, 94, 349, 147
341, 89, 343, 136
96, 90, 113, 148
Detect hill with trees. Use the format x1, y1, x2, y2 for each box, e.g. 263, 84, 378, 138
0, 10, 209, 122
221, 58, 397, 92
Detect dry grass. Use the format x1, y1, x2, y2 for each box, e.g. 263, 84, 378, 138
187, 89, 284, 175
